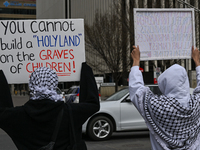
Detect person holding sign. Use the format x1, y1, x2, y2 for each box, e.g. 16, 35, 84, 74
129, 45, 200, 150
0, 63, 100, 150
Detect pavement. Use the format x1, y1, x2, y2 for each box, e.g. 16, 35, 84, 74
12, 95, 29, 106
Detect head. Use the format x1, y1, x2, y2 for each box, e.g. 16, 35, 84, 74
157, 64, 190, 107
29, 67, 63, 102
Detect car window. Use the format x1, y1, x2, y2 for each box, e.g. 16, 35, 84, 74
74, 88, 78, 94
56, 88, 62, 94
148, 86, 162, 96
66, 88, 74, 94
106, 88, 129, 101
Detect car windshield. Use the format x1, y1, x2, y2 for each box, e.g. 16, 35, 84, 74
56, 88, 62, 94
106, 88, 129, 101
66, 88, 75, 94
147, 85, 162, 96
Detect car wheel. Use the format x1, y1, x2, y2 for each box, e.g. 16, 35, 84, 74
87, 116, 113, 141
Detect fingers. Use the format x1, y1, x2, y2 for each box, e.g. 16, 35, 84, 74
133, 45, 137, 49
192, 46, 194, 52
132, 45, 139, 53
131, 45, 140, 66
132, 45, 139, 50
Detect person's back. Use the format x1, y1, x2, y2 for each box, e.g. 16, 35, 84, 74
0, 63, 100, 150
129, 46, 200, 150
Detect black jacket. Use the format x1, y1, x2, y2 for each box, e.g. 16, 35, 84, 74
0, 63, 100, 150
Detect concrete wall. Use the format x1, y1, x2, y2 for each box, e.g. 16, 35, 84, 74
36, 0, 65, 19
189, 70, 197, 88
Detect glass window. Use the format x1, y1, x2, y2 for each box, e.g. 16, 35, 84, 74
66, 88, 74, 94
106, 88, 129, 101
148, 86, 162, 96
0, 8, 36, 15
74, 88, 78, 94
56, 88, 62, 94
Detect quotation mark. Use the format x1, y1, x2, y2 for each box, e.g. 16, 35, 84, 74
33, 35, 37, 38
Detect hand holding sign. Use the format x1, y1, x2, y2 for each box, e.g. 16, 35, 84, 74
131, 45, 140, 66
192, 46, 200, 67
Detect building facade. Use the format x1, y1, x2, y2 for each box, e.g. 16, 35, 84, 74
31, 0, 200, 89
0, 0, 36, 20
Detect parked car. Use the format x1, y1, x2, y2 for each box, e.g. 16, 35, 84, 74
56, 87, 65, 102
64, 86, 80, 103
82, 85, 195, 141
65, 86, 101, 103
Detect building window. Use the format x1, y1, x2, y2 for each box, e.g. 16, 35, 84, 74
0, 8, 36, 15
0, 18, 34, 20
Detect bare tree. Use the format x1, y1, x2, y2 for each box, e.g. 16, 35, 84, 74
85, 11, 131, 91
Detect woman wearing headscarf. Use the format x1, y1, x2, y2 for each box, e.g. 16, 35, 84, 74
0, 62, 100, 150
129, 46, 200, 150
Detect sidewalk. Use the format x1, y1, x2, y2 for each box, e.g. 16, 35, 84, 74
11, 95, 29, 106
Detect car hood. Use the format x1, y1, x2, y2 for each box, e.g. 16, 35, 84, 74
100, 100, 118, 108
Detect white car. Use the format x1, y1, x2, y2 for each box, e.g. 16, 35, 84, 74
82, 85, 195, 141
65, 86, 101, 103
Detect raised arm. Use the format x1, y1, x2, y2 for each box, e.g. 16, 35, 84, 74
129, 45, 144, 97
70, 62, 100, 125
192, 46, 200, 89
0, 70, 13, 108
79, 62, 99, 106
129, 46, 147, 108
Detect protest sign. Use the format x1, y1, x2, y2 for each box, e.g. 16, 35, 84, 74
0, 19, 85, 84
134, 8, 195, 61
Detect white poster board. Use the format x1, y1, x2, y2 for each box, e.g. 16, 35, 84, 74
134, 9, 195, 61
0, 19, 85, 84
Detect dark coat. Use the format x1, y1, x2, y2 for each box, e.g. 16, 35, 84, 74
0, 63, 100, 150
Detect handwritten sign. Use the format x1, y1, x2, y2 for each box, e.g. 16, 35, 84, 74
134, 9, 195, 61
0, 19, 85, 83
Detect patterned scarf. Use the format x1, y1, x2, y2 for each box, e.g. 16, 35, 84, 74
144, 90, 200, 150
29, 67, 63, 102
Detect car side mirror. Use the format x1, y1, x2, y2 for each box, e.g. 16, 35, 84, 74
124, 98, 131, 102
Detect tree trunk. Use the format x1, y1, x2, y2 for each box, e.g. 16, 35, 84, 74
121, 0, 128, 86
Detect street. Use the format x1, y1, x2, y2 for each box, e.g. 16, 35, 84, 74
0, 95, 151, 150
85, 131, 151, 150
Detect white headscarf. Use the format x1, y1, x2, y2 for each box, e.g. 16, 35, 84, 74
29, 67, 63, 102
158, 64, 190, 107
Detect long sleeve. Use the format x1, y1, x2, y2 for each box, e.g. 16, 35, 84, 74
193, 66, 200, 94
0, 70, 13, 108
129, 66, 147, 110
196, 66, 200, 87
79, 62, 99, 106
70, 62, 100, 125
129, 66, 164, 150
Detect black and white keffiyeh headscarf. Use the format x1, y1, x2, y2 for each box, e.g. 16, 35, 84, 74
144, 90, 200, 150
29, 67, 63, 102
